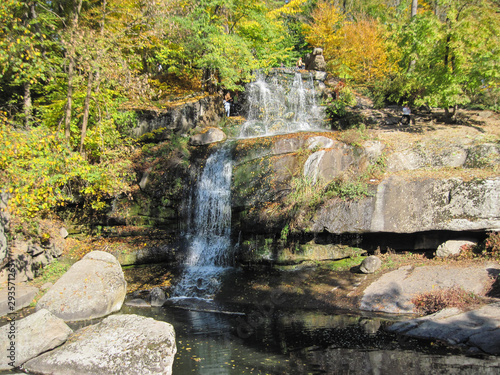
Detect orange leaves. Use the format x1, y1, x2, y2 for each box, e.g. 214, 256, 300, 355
335, 19, 396, 82
305, 1, 397, 83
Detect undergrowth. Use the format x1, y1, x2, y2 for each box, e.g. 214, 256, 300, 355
412, 286, 485, 316
458, 232, 500, 260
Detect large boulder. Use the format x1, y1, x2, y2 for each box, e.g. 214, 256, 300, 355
36, 251, 127, 321
305, 48, 327, 71
24, 314, 177, 375
436, 239, 477, 258
312, 176, 500, 235
359, 256, 382, 274
132, 95, 223, 138
0, 309, 72, 370
387, 302, 500, 355
360, 263, 495, 314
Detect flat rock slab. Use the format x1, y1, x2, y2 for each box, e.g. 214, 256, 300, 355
24, 314, 176, 375
360, 262, 499, 314
36, 251, 127, 321
387, 302, 500, 354
0, 309, 72, 370
0, 285, 39, 317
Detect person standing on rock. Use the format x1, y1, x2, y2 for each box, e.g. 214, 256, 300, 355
296, 57, 304, 70
223, 92, 232, 117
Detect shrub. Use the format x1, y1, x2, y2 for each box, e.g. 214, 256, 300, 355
458, 232, 500, 260
412, 286, 484, 316
0, 120, 133, 220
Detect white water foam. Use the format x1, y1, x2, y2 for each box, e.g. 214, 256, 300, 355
172, 146, 233, 299
239, 71, 323, 138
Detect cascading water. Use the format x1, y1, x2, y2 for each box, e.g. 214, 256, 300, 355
239, 70, 323, 138
172, 145, 233, 299
173, 71, 324, 300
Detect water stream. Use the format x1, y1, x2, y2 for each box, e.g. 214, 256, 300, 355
173, 70, 323, 300
163, 71, 500, 373
172, 145, 233, 299
239, 70, 323, 138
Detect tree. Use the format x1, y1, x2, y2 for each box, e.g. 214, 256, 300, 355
305, 1, 396, 83
398, 0, 500, 119
0, 0, 61, 126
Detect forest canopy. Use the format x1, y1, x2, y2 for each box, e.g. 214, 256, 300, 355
0, 0, 499, 222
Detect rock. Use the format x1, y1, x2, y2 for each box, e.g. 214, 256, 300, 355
279, 243, 363, 264
302, 142, 359, 182
313, 176, 500, 235
272, 137, 303, 155
387, 302, 500, 354
359, 256, 381, 274
132, 95, 223, 138
464, 143, 500, 168
386, 145, 468, 172
36, 251, 127, 321
189, 127, 226, 145
313, 71, 328, 81
24, 314, 177, 375
360, 263, 496, 314
125, 298, 151, 308
305, 48, 327, 71
150, 287, 166, 307
436, 239, 477, 257
0, 285, 39, 317
0, 309, 72, 370
59, 227, 69, 239
305, 136, 334, 150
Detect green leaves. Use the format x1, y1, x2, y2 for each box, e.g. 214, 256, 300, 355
0, 120, 133, 219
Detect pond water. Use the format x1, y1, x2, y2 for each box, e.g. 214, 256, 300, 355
121, 302, 500, 375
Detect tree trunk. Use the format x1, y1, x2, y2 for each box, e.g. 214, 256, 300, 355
411, 0, 418, 17
64, 0, 83, 142
79, 71, 94, 154
64, 52, 74, 141
407, 0, 418, 73
23, 81, 32, 127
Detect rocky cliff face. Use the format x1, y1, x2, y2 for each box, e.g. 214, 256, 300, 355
231, 125, 500, 257
131, 95, 224, 138
101, 86, 499, 266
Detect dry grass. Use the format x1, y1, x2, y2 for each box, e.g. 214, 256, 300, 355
411, 286, 488, 316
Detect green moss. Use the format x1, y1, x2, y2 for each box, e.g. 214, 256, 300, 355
325, 255, 366, 272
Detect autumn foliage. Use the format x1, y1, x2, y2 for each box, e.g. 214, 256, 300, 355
305, 1, 396, 83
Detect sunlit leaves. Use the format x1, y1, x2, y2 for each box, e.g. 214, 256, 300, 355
0, 120, 133, 219
305, 2, 396, 82
396, 0, 500, 110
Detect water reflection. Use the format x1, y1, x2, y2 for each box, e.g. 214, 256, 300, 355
121, 305, 500, 375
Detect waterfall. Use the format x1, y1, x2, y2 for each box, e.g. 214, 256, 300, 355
239, 70, 323, 138
172, 145, 233, 299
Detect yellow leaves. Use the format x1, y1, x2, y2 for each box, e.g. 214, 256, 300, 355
305, 1, 396, 83
268, 0, 308, 19
304, 1, 344, 48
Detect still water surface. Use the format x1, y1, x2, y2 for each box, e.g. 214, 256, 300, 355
121, 303, 500, 375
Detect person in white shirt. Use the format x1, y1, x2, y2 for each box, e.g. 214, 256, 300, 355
400, 105, 411, 126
